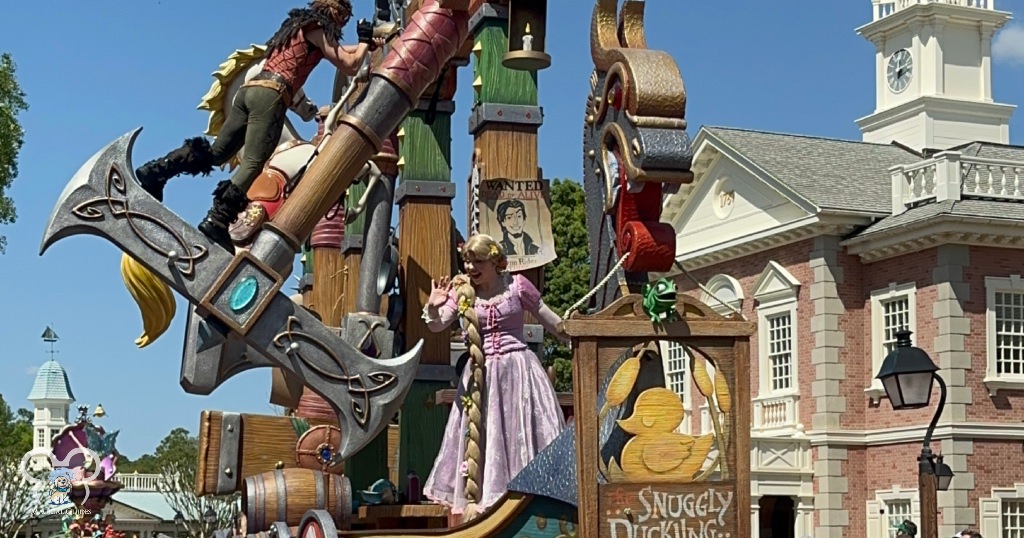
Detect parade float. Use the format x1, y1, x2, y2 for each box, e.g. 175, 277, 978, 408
50, 406, 128, 538
40, 1, 754, 536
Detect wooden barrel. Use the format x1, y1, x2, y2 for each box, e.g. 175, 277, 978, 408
243, 468, 351, 532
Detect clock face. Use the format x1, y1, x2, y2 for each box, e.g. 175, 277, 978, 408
887, 48, 913, 93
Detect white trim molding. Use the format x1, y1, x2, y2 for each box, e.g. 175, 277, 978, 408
753, 260, 798, 397
867, 486, 921, 538
807, 421, 1024, 447
866, 282, 918, 404
980, 484, 1024, 538
984, 275, 1024, 396
659, 340, 693, 434
700, 273, 745, 316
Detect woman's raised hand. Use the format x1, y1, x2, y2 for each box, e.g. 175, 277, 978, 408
428, 277, 451, 308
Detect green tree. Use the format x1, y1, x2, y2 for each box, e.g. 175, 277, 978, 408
0, 394, 46, 538
541, 179, 590, 392
0, 394, 32, 456
0, 53, 28, 254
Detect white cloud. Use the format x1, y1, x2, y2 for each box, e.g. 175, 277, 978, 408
993, 24, 1024, 65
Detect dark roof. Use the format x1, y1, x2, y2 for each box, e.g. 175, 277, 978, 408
854, 199, 1024, 237
702, 127, 923, 214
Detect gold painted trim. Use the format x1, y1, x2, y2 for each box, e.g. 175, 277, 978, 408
198, 251, 285, 336
502, 50, 552, 71
340, 114, 383, 153
591, 0, 620, 72
618, 1, 648, 49
338, 493, 532, 537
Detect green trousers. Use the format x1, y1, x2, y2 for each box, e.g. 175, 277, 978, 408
209, 85, 288, 191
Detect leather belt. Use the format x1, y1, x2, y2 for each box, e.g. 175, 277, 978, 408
243, 71, 294, 104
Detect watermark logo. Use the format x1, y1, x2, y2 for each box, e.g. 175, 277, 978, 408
19, 447, 102, 515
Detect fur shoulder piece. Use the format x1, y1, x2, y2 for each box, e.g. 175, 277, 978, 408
266, 7, 344, 52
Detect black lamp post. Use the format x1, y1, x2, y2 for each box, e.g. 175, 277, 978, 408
174, 510, 184, 538
876, 329, 955, 538
204, 505, 217, 537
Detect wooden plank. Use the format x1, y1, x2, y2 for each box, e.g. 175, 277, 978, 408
573, 339, 599, 538
358, 504, 450, 520
560, 319, 757, 338
434, 388, 574, 409
599, 482, 737, 538
399, 202, 454, 365
195, 411, 338, 495
473, 126, 540, 181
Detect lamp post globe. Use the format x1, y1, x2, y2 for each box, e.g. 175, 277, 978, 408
875, 329, 938, 409
936, 460, 955, 492
204, 506, 217, 524
174, 510, 185, 526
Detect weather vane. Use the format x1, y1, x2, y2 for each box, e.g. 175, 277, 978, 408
41, 325, 60, 359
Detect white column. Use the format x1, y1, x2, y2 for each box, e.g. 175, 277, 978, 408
797, 497, 816, 538
751, 501, 762, 538
980, 26, 994, 101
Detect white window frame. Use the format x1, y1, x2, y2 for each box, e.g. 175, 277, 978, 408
700, 274, 745, 317
866, 282, 918, 404
659, 340, 692, 434
753, 262, 800, 397
866, 487, 920, 538
980, 483, 1024, 538
984, 275, 1024, 396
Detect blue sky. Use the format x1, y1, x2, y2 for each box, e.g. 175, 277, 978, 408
1, 1, 1023, 458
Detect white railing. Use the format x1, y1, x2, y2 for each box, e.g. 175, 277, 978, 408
874, 0, 992, 20
753, 394, 800, 431
118, 473, 162, 491
892, 152, 1024, 214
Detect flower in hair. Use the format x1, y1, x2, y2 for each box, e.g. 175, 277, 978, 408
489, 244, 499, 257
458, 296, 472, 315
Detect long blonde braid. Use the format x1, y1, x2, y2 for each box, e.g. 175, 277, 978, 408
456, 276, 485, 521
454, 234, 507, 521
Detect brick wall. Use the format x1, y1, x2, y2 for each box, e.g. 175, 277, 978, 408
675, 238, 813, 433
962, 246, 1024, 422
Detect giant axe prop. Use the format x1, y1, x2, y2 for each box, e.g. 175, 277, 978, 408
40, 0, 469, 463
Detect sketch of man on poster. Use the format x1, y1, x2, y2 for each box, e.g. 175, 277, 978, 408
496, 199, 539, 256
477, 178, 557, 272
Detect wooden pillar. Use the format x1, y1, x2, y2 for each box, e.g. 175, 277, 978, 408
394, 4, 471, 487
467, 2, 547, 344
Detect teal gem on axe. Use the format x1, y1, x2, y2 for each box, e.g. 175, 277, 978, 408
229, 276, 259, 313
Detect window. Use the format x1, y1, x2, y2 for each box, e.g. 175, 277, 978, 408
979, 484, 1024, 537
700, 274, 744, 316
36, 428, 44, 449
767, 312, 794, 392
659, 340, 691, 434
884, 499, 913, 538
985, 276, 1024, 395
867, 282, 917, 403
753, 261, 800, 396
866, 487, 919, 538
1004, 499, 1024, 538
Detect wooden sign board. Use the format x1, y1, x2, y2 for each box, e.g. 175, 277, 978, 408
476, 178, 557, 272
600, 483, 737, 538
562, 294, 754, 538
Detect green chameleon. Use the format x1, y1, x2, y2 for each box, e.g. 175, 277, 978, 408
642, 278, 680, 323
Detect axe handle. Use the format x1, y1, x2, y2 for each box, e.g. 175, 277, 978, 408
270, 0, 469, 247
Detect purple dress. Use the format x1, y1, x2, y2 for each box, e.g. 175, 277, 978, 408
421, 274, 566, 515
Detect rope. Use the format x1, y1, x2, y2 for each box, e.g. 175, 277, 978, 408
672, 261, 743, 316
563, 252, 630, 318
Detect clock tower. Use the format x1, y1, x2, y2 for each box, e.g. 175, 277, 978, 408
855, 0, 1015, 151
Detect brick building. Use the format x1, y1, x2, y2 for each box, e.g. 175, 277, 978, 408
656, 2, 1023, 537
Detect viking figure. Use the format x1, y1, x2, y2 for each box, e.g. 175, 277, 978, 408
134, 0, 385, 253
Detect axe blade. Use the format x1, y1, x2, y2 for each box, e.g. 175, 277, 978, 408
40, 128, 424, 461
